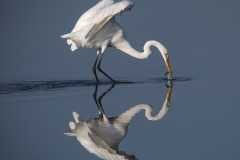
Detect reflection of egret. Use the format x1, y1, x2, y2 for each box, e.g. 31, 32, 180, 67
64, 83, 173, 160
61, 0, 173, 83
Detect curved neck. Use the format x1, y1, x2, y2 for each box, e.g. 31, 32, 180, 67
116, 87, 172, 123
117, 103, 169, 123
114, 39, 168, 61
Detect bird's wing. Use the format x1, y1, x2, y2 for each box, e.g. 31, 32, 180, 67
64, 0, 114, 49
85, 0, 135, 42
88, 128, 117, 154
70, 0, 114, 33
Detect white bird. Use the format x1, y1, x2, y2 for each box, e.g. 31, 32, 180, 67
64, 86, 172, 160
61, 0, 173, 83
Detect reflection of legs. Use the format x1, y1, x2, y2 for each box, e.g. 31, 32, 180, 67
93, 84, 105, 115
98, 83, 115, 107
97, 52, 116, 83
93, 83, 115, 117
98, 84, 115, 117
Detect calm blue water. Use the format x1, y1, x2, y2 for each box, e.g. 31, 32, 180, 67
1, 0, 240, 160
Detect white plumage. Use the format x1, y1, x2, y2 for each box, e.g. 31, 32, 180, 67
61, 0, 173, 83
61, 0, 133, 51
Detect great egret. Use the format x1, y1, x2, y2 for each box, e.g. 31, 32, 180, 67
64, 84, 173, 160
61, 0, 173, 83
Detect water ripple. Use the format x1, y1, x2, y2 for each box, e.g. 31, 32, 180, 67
0, 80, 134, 94
0, 77, 191, 94
148, 77, 192, 84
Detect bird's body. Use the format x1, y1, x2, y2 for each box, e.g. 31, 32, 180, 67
64, 81, 173, 160
61, 0, 173, 83
64, 97, 172, 160
64, 102, 169, 160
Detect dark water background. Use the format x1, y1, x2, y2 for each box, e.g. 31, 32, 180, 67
0, 0, 240, 160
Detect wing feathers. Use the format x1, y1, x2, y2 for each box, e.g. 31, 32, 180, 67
92, 1, 134, 25
61, 0, 135, 51
85, 15, 113, 41
85, 1, 135, 41
71, 0, 114, 33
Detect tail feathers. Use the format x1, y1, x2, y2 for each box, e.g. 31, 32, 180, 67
64, 130, 80, 136
67, 39, 72, 45
61, 32, 75, 39
72, 111, 85, 124
73, 111, 79, 123
61, 33, 80, 51
63, 121, 77, 136
69, 121, 76, 130
64, 112, 86, 136
70, 43, 77, 51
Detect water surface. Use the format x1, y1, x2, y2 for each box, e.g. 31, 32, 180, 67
1, 0, 240, 160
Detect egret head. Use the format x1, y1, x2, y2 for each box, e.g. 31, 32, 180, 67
147, 41, 173, 79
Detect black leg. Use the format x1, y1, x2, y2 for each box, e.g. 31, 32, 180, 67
97, 52, 116, 83
92, 55, 100, 83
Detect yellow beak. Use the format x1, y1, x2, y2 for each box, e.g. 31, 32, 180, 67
165, 53, 173, 75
